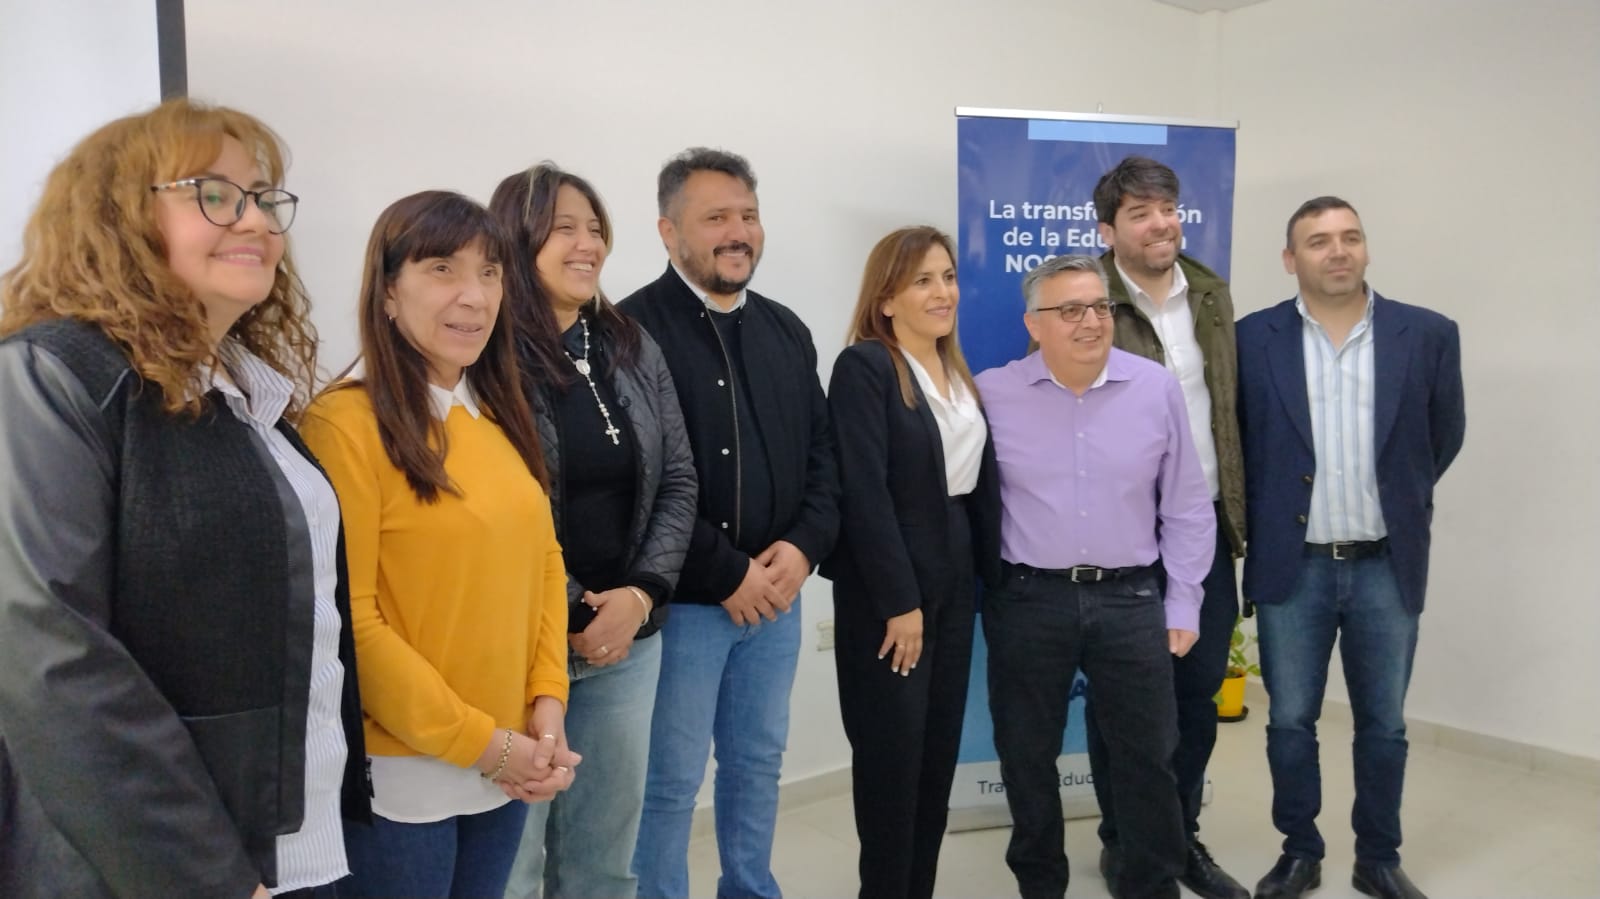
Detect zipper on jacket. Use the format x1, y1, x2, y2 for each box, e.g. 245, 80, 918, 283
703, 311, 743, 545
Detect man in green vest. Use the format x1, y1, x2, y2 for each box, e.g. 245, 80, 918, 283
1085, 155, 1249, 899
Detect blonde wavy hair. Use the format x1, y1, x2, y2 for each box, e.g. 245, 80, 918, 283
0, 98, 318, 416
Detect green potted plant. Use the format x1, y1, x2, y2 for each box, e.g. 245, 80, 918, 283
1216, 615, 1259, 722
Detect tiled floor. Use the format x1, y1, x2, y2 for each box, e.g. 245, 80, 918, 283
687, 706, 1600, 897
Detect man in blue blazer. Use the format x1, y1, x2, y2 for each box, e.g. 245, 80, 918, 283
1237, 197, 1465, 899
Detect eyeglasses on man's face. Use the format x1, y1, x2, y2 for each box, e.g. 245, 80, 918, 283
150, 177, 299, 234
1032, 299, 1116, 323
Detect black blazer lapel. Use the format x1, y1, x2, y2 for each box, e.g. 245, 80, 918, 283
656, 264, 706, 315
971, 404, 1002, 585
905, 365, 952, 499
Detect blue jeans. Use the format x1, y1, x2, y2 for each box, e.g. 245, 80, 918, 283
632, 598, 802, 899
505, 633, 663, 899
1258, 554, 1418, 866
340, 800, 529, 899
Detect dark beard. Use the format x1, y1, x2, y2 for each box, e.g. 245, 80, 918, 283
702, 269, 753, 295
678, 242, 758, 295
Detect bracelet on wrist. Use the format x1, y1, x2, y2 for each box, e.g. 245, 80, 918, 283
625, 586, 652, 627
482, 729, 514, 781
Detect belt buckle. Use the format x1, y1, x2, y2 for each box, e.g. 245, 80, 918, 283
1331, 541, 1353, 561
1069, 565, 1103, 583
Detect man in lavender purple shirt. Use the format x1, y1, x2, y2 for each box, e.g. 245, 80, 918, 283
975, 254, 1216, 899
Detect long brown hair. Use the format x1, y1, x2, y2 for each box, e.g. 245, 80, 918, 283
327, 190, 547, 502
847, 226, 977, 408
488, 162, 640, 391
0, 98, 318, 416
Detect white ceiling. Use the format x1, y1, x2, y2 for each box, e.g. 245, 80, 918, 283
1153, 0, 1271, 11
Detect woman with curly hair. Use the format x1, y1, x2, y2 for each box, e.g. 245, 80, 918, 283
0, 99, 367, 899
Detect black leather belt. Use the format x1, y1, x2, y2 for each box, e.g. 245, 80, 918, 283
1304, 538, 1388, 561
1004, 561, 1158, 583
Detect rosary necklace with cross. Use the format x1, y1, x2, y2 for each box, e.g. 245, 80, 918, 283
568, 315, 621, 445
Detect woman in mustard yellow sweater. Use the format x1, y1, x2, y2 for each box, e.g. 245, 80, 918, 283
300, 191, 575, 898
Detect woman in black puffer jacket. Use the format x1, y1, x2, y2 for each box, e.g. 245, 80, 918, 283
489, 162, 698, 899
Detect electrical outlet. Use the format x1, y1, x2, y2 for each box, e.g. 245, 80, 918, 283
816, 618, 835, 651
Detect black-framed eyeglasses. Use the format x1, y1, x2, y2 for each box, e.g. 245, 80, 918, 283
149, 177, 299, 234
1033, 299, 1116, 323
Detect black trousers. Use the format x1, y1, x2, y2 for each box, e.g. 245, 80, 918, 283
1086, 502, 1239, 845
986, 562, 1184, 899
834, 498, 975, 899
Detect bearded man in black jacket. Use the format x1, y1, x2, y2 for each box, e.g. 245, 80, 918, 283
618, 147, 839, 899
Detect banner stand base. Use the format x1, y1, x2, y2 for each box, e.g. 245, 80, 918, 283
945, 780, 1215, 834
947, 794, 1102, 833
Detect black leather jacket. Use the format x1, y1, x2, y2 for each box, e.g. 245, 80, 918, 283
0, 320, 368, 898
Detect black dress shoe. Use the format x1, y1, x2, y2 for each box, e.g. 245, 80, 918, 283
1253, 854, 1321, 899
1180, 840, 1249, 899
1352, 862, 1427, 899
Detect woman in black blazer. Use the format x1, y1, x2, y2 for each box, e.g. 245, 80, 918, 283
821, 226, 998, 899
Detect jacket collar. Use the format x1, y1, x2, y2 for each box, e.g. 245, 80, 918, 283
1102, 249, 1228, 304
670, 261, 748, 313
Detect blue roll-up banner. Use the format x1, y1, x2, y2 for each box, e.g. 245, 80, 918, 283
949, 108, 1237, 831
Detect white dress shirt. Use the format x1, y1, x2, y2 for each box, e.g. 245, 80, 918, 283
902, 352, 987, 496
1298, 290, 1386, 542
210, 345, 350, 893
1118, 260, 1221, 500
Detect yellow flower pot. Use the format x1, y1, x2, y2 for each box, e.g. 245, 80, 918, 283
1216, 672, 1249, 722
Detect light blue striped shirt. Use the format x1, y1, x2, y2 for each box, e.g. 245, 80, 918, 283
211, 345, 350, 892
1297, 291, 1386, 542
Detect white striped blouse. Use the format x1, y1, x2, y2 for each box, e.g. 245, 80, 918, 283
1296, 291, 1388, 543
212, 345, 350, 893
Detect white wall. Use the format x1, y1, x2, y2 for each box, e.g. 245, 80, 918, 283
185, 0, 1220, 788
1217, 0, 1600, 759
0, 1, 161, 272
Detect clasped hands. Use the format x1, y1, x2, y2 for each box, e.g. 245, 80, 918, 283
721, 540, 809, 626
569, 586, 649, 668
476, 695, 582, 804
